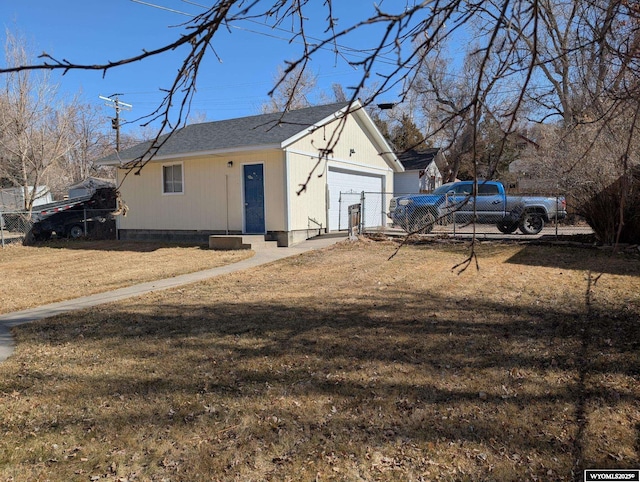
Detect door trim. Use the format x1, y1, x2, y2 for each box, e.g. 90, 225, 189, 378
242, 162, 266, 234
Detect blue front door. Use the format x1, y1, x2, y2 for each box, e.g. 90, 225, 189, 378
243, 164, 265, 233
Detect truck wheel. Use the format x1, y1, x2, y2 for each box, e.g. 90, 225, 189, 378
24, 228, 51, 244
519, 212, 544, 235
23, 229, 36, 246
36, 230, 52, 241
496, 221, 518, 234
410, 211, 435, 234
68, 224, 85, 239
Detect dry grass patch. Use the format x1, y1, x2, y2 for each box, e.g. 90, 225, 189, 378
0, 240, 253, 314
0, 239, 638, 481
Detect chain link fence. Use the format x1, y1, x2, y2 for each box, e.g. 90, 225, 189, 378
1, 208, 116, 247
0, 212, 34, 247
345, 191, 593, 238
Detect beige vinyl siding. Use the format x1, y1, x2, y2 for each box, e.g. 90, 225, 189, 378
117, 150, 285, 232
285, 113, 394, 230
285, 150, 330, 230
295, 115, 391, 164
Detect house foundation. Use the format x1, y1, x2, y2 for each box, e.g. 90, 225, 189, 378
117, 228, 328, 247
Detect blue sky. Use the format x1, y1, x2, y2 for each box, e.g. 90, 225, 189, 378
0, 1, 415, 133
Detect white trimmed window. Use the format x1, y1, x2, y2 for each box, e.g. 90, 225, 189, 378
162, 163, 183, 194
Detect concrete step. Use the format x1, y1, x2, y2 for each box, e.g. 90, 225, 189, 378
208, 235, 278, 251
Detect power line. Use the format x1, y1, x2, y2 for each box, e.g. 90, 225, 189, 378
129, 0, 401, 67
125, 1, 560, 111
130, 0, 193, 17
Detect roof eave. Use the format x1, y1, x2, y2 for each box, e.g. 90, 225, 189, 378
280, 101, 353, 149
96, 158, 122, 166
98, 144, 282, 167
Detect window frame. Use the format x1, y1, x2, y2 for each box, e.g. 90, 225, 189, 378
161, 162, 184, 195
477, 183, 500, 196
454, 184, 472, 195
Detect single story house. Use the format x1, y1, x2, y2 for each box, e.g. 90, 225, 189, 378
0, 185, 53, 212
394, 148, 444, 195
98, 101, 402, 246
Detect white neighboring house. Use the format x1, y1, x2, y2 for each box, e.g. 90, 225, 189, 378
0, 186, 53, 212
394, 148, 444, 195
97, 102, 402, 246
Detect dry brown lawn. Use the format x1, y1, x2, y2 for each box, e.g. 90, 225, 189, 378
0, 240, 253, 314
0, 239, 638, 481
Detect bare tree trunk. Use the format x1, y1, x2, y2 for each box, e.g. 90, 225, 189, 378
0, 31, 76, 214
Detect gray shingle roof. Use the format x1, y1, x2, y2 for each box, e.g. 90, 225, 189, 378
396, 148, 440, 171
102, 102, 350, 163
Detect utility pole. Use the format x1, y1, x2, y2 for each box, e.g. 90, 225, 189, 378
100, 94, 132, 152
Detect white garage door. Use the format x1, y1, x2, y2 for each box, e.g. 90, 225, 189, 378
327, 168, 385, 231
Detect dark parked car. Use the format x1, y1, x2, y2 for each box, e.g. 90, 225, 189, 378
27, 188, 118, 242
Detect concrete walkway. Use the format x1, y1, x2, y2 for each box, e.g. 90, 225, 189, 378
0, 234, 347, 362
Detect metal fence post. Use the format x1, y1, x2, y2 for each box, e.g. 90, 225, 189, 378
360, 191, 366, 234
556, 196, 560, 239
448, 193, 457, 236
0, 212, 5, 248
338, 192, 342, 231
83, 207, 88, 236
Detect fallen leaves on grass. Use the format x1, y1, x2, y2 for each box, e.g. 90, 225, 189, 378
0, 239, 638, 481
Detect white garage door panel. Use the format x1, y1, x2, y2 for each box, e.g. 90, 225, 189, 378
327, 169, 385, 231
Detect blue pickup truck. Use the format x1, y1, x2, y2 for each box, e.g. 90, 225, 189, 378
388, 180, 567, 235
